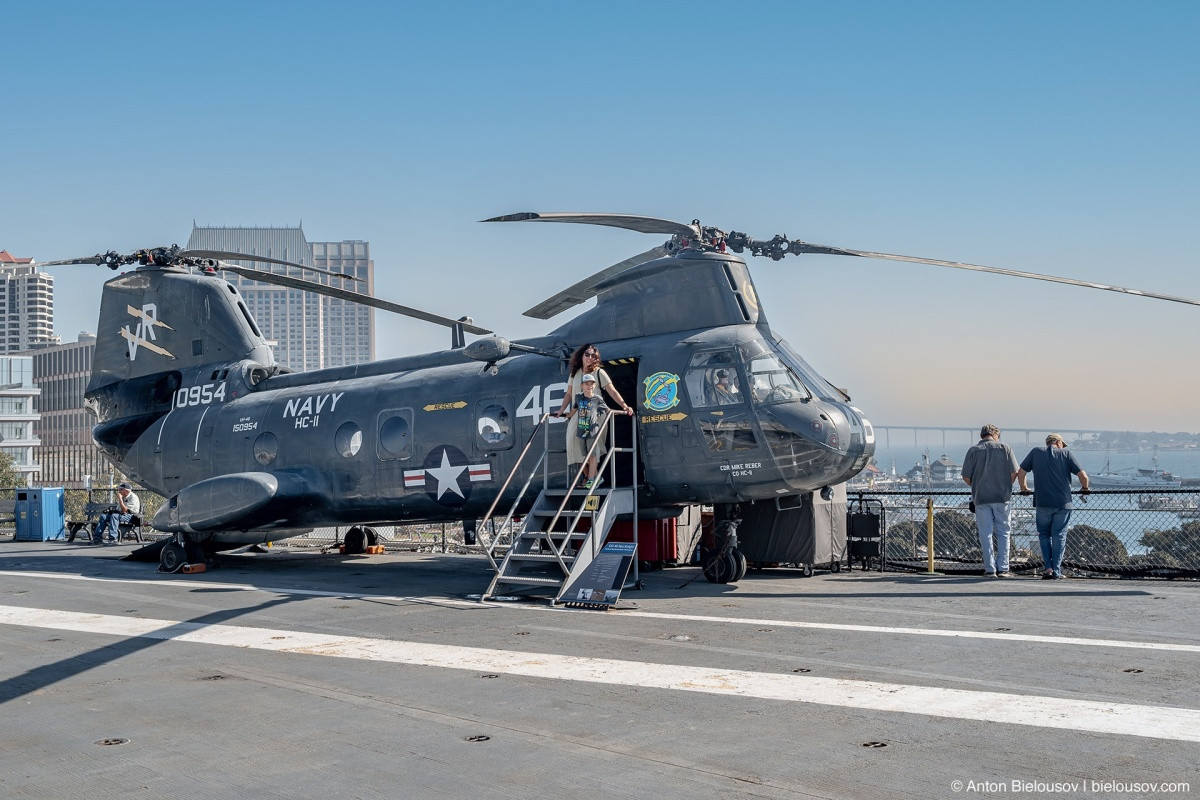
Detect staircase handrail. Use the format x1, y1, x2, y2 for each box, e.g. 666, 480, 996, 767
478, 411, 551, 570
544, 409, 618, 561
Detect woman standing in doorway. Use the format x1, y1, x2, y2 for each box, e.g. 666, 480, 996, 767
555, 343, 635, 485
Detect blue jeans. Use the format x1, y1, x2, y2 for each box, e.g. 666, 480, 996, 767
95, 513, 131, 542
1035, 507, 1072, 576
974, 502, 1011, 574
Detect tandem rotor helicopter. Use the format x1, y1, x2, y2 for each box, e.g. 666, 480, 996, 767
42, 212, 1200, 582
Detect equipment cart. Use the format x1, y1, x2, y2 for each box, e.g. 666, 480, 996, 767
846, 496, 886, 572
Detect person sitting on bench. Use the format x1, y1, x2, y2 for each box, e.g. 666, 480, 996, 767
95, 483, 140, 544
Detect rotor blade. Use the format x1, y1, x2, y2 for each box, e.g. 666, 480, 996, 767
523, 245, 670, 319
218, 265, 492, 335
802, 243, 1200, 308
36, 255, 111, 267
181, 249, 361, 282
484, 212, 697, 238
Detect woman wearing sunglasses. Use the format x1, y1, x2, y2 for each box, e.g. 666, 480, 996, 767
555, 343, 635, 486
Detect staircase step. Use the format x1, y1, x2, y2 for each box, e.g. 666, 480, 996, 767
506, 553, 575, 563
543, 489, 611, 499
495, 575, 564, 586
518, 531, 588, 541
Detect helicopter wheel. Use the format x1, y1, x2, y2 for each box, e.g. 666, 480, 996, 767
343, 526, 369, 555
702, 549, 739, 584
730, 549, 748, 582
802, 563, 814, 578
160, 541, 187, 573
363, 526, 379, 547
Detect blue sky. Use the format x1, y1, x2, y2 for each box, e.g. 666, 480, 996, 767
3, 1, 1198, 431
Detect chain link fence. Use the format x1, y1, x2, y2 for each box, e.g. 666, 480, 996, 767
0, 487, 506, 553
851, 489, 1200, 578
6, 486, 1197, 579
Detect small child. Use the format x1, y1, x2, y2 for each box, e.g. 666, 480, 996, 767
563, 373, 609, 489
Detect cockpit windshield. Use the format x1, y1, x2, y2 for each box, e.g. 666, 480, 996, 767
771, 337, 847, 401
739, 340, 811, 405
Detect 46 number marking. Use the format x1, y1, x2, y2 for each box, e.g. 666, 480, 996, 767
517, 383, 567, 422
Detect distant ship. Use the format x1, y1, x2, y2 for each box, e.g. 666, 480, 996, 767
1090, 454, 1181, 489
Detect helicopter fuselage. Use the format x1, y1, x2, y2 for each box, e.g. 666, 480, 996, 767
85, 251, 874, 545
95, 329, 870, 541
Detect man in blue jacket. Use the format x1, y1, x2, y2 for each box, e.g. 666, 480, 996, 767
1017, 434, 1090, 579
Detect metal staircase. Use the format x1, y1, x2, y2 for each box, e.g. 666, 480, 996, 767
480, 409, 639, 604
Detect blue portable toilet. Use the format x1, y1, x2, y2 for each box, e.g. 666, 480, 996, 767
14, 488, 67, 541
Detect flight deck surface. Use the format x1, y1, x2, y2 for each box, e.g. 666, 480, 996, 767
1, 541, 1197, 800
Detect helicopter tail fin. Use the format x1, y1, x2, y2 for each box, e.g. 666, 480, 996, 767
86, 267, 275, 428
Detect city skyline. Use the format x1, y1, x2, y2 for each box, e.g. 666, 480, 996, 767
184, 224, 375, 371
3, 2, 1198, 432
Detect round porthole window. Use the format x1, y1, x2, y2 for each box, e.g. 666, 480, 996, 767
252, 432, 278, 465
379, 414, 411, 455
477, 404, 511, 446
335, 422, 362, 458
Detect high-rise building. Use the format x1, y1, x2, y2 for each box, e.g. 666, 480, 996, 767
0, 355, 41, 486
29, 334, 103, 489
184, 225, 375, 370
0, 251, 58, 353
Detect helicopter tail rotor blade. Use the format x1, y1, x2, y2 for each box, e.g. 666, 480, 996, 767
804, 244, 1200, 308
484, 212, 697, 238
181, 249, 362, 282
218, 265, 492, 335
523, 245, 670, 319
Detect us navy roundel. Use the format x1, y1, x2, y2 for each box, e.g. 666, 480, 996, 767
403, 445, 492, 507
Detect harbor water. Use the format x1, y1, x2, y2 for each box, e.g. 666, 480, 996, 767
867, 441, 1200, 561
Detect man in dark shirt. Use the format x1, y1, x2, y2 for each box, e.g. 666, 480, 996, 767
1018, 434, 1090, 579
962, 424, 1020, 577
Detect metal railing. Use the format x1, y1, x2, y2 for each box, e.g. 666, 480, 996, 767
850, 488, 1200, 578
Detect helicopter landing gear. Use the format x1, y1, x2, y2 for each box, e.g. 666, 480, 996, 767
159, 541, 186, 573
731, 548, 748, 581
702, 547, 748, 584
702, 511, 747, 584
342, 526, 379, 555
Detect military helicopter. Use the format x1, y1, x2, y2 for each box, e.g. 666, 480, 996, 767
42, 213, 1200, 582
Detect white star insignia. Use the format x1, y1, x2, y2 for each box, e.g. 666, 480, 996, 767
425, 449, 467, 500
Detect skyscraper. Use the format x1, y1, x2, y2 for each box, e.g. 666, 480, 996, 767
0, 355, 41, 487
29, 334, 102, 489
0, 251, 58, 353
184, 225, 375, 370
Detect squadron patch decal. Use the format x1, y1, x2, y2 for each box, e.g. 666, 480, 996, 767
643, 371, 681, 412
404, 445, 492, 506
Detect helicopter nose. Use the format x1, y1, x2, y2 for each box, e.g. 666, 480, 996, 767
758, 400, 874, 489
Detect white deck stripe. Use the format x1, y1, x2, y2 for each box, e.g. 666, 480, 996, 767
4, 570, 1198, 655
1, 604, 1198, 743
617, 610, 1200, 654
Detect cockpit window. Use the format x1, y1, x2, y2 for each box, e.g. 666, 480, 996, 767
684, 350, 746, 407
773, 337, 846, 401
740, 340, 811, 404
